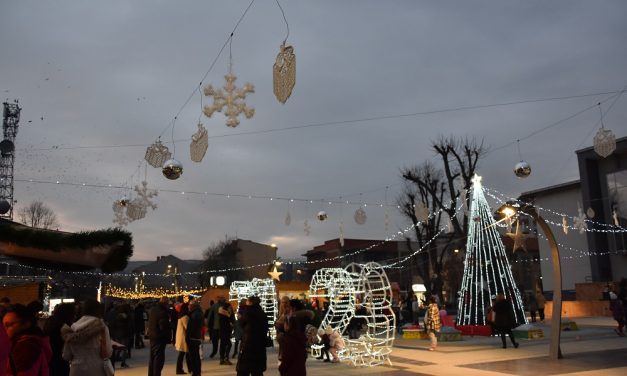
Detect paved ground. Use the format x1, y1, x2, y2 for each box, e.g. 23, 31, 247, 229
116, 317, 627, 375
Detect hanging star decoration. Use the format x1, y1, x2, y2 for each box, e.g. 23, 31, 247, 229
303, 219, 311, 236
203, 62, 254, 127
573, 205, 587, 234
562, 216, 569, 235
268, 265, 283, 281
506, 220, 528, 253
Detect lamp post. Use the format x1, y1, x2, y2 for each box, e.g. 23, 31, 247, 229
500, 201, 562, 359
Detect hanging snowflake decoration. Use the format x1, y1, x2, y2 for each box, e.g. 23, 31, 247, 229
134, 180, 158, 210
190, 123, 209, 163
144, 140, 172, 168
203, 64, 254, 127
304, 219, 311, 236
573, 205, 587, 234
284, 209, 291, 226
354, 206, 367, 225
273, 43, 296, 104
593, 127, 616, 158
562, 216, 569, 235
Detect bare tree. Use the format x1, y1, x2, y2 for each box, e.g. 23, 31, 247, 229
398, 136, 486, 302
199, 237, 245, 287
18, 200, 59, 229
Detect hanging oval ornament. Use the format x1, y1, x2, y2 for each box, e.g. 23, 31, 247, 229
145, 140, 172, 168
593, 127, 616, 158
190, 123, 209, 163
586, 207, 595, 219
273, 43, 296, 104
162, 159, 183, 180
339, 221, 345, 247
354, 206, 367, 225
284, 210, 291, 226
514, 161, 531, 178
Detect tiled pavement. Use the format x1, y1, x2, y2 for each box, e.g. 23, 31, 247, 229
116, 318, 627, 375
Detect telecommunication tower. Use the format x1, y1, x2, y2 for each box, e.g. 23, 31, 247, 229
0, 100, 21, 220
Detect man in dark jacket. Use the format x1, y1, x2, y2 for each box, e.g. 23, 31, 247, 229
148, 297, 172, 376
206, 296, 225, 358
186, 300, 204, 376
236, 296, 269, 376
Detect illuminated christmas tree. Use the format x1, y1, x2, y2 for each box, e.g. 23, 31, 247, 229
456, 175, 527, 326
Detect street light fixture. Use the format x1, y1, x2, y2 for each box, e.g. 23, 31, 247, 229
499, 200, 563, 360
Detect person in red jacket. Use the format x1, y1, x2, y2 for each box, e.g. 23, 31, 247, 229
3, 303, 52, 376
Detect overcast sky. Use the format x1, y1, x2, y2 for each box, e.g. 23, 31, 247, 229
1, 0, 626, 262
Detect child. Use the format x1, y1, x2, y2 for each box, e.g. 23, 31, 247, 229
327, 326, 345, 363
315, 328, 331, 362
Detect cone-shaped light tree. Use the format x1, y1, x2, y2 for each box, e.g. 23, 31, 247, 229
456, 175, 527, 326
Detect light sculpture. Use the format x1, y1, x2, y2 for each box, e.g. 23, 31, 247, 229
229, 278, 278, 338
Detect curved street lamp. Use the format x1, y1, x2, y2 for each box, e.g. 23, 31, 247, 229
500, 201, 562, 360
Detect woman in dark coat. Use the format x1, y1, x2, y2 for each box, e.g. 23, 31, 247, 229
492, 294, 519, 349
43, 303, 75, 376
278, 304, 307, 376
236, 296, 269, 376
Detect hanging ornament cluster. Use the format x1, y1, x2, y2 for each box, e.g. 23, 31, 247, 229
112, 181, 158, 226
303, 219, 311, 236
354, 206, 367, 225
189, 123, 209, 162
593, 103, 616, 158
162, 159, 183, 180
203, 51, 255, 128
339, 221, 345, 246
273, 43, 296, 104
414, 202, 429, 223
145, 140, 172, 168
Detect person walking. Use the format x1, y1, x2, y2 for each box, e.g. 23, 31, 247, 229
236, 296, 269, 376
206, 296, 225, 359
147, 297, 172, 376
108, 303, 131, 368
536, 291, 546, 322
278, 302, 308, 376
232, 299, 246, 359
274, 296, 290, 363
186, 300, 204, 376
492, 294, 519, 349
133, 303, 146, 349
424, 296, 441, 351
218, 301, 235, 365
43, 302, 75, 376
3, 303, 52, 376
175, 303, 191, 374
61, 299, 112, 376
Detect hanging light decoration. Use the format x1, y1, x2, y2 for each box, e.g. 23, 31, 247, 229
144, 140, 172, 168
593, 103, 616, 158
189, 123, 209, 163
513, 140, 531, 178
162, 159, 183, 180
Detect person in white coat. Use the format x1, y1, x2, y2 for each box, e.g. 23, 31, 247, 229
175, 303, 191, 375
62, 300, 113, 376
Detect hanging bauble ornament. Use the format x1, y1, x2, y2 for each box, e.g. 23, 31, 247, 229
273, 43, 296, 104
190, 123, 209, 163
562, 216, 569, 235
284, 210, 291, 226
514, 161, 531, 178
126, 199, 147, 221
145, 140, 172, 168
354, 207, 367, 225
593, 127, 616, 158
586, 207, 595, 219
119, 196, 129, 207
317, 211, 328, 221
414, 202, 429, 223
162, 159, 183, 180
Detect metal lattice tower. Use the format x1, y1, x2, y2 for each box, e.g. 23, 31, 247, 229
0, 101, 21, 220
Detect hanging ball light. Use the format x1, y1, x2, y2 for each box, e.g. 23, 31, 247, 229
162, 159, 183, 180
513, 161, 531, 178
317, 211, 328, 221
0, 200, 11, 214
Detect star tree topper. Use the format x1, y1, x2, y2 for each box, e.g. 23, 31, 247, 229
268, 265, 283, 281
203, 63, 255, 128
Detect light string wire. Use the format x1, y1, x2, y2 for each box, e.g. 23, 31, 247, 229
18, 89, 625, 152
274, 0, 290, 44
483, 187, 627, 232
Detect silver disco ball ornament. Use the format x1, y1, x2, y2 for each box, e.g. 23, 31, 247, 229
119, 196, 129, 206
514, 160, 531, 178
162, 159, 183, 180
317, 211, 328, 221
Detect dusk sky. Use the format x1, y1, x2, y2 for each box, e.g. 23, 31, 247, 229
1, 0, 626, 262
